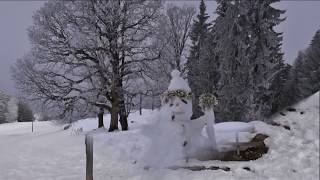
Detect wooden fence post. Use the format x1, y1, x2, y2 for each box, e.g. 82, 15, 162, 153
151, 91, 154, 111
139, 93, 142, 115
85, 134, 93, 180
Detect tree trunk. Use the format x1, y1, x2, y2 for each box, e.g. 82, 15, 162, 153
109, 86, 119, 132
98, 107, 104, 128
118, 79, 128, 131
139, 93, 142, 115
109, 104, 119, 132
151, 92, 154, 111
119, 102, 128, 131
32, 120, 34, 132
109, 72, 120, 132
119, 117, 128, 130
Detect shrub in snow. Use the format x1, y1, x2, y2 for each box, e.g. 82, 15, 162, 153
0, 91, 10, 123
34, 113, 51, 121
17, 101, 34, 122
0, 91, 17, 123
71, 127, 83, 136
5, 98, 18, 123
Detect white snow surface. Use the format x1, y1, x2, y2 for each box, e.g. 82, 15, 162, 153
0, 92, 319, 180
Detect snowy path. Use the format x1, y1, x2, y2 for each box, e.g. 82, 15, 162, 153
0, 122, 86, 180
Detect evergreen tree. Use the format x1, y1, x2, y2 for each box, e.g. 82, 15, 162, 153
17, 101, 34, 122
281, 51, 305, 107
297, 30, 320, 98
270, 63, 291, 113
283, 30, 320, 106
0, 91, 10, 123
213, 0, 285, 122
248, 0, 285, 120
187, 0, 212, 119
282, 30, 320, 107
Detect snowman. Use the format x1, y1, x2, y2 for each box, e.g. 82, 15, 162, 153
161, 71, 222, 160
143, 70, 216, 167
160, 70, 197, 162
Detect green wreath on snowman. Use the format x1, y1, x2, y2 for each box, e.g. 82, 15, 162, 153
161, 70, 218, 111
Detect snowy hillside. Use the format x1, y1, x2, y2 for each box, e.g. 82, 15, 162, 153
0, 92, 319, 180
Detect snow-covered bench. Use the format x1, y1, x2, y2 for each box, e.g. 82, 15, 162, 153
202, 122, 255, 153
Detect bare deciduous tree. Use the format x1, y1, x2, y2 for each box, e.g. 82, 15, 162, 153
162, 5, 196, 71
12, 0, 162, 131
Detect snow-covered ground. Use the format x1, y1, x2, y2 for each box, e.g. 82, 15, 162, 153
0, 92, 319, 180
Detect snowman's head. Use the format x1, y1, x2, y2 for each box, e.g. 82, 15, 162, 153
164, 94, 192, 117
161, 90, 192, 119
161, 70, 193, 120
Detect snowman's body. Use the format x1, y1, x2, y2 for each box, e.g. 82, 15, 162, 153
168, 96, 196, 161
164, 76, 212, 161
168, 98, 217, 161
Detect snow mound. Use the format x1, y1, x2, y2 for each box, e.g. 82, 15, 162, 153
246, 91, 319, 180
214, 122, 255, 133
272, 91, 319, 140
201, 122, 255, 147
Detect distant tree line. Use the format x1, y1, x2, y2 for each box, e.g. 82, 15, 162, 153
281, 30, 320, 108
0, 91, 34, 123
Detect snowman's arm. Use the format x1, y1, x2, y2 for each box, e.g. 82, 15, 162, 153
203, 110, 218, 150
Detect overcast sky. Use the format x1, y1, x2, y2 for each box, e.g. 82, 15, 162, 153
0, 1, 319, 96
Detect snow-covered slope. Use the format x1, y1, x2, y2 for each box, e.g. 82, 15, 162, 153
245, 91, 319, 180
0, 92, 318, 180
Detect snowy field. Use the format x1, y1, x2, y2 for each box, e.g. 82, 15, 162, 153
0, 92, 319, 180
